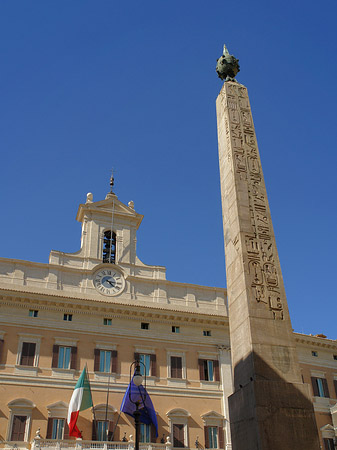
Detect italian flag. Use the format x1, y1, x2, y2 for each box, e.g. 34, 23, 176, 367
67, 366, 93, 438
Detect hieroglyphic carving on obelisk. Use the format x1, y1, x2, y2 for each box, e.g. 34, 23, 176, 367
216, 53, 320, 448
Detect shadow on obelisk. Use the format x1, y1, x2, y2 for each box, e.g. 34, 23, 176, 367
229, 352, 321, 450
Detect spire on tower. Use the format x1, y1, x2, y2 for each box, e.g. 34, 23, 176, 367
110, 169, 115, 193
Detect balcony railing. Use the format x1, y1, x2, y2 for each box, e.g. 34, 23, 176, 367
2, 440, 172, 450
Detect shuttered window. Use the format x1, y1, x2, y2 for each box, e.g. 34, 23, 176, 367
204, 427, 224, 449
46, 418, 69, 439
323, 438, 335, 450
94, 349, 117, 373
311, 377, 330, 398
11, 415, 27, 441
171, 356, 182, 379
20, 342, 36, 366
198, 360, 220, 382
52, 346, 77, 370
134, 353, 156, 377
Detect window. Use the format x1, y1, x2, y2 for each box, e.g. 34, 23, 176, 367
141, 322, 149, 330
311, 351, 318, 357
140, 423, 151, 443
167, 408, 190, 449
134, 352, 156, 377
172, 326, 180, 333
16, 335, 41, 371
171, 356, 182, 379
92, 420, 114, 441
104, 318, 112, 326
29, 310, 38, 318
198, 359, 220, 382
94, 349, 117, 373
52, 345, 77, 370
58, 347, 71, 369
173, 424, 185, 448
97, 421, 108, 441
20, 342, 36, 366
323, 438, 335, 450
103, 230, 116, 264
7, 399, 35, 442
333, 355, 337, 360
63, 314, 72, 321
204, 426, 224, 449
10, 416, 27, 441
46, 401, 69, 439
311, 377, 330, 398
100, 350, 111, 372
46, 418, 68, 439
208, 427, 218, 448
203, 330, 211, 336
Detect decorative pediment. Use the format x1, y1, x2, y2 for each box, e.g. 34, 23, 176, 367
201, 410, 224, 426
92, 404, 117, 420
166, 408, 190, 418
8, 398, 36, 410
76, 194, 143, 228
47, 401, 68, 417
320, 424, 335, 432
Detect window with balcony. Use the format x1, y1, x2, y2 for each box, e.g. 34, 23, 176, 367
323, 438, 335, 450
204, 426, 224, 449
167, 408, 190, 449
7, 399, 35, 442
92, 420, 114, 441
46, 418, 69, 439
173, 424, 185, 448
201, 411, 225, 449
10, 416, 27, 441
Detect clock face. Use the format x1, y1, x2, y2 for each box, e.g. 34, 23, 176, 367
93, 269, 124, 296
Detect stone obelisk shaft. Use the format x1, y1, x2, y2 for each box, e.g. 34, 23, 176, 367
216, 81, 320, 449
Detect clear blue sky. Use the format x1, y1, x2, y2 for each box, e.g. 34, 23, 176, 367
1, 1, 336, 339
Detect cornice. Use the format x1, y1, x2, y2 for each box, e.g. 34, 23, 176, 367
294, 333, 337, 350
0, 289, 228, 323
0, 373, 223, 399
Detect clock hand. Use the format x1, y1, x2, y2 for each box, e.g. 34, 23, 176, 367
107, 279, 115, 287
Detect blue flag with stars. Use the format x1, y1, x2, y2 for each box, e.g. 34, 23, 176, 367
120, 379, 158, 437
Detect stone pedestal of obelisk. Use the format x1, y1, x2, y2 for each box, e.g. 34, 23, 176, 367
216, 81, 320, 449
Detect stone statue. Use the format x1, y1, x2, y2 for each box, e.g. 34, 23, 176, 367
216, 44, 240, 81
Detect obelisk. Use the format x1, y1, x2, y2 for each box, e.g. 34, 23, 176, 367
216, 46, 320, 449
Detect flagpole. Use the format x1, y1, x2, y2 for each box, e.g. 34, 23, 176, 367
104, 373, 111, 441
85, 363, 99, 441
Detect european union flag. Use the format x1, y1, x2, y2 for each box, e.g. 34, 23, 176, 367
120, 379, 158, 437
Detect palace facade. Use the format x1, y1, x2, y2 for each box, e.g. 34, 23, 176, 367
0, 190, 336, 450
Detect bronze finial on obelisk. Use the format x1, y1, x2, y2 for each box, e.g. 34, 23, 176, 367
215, 45, 320, 450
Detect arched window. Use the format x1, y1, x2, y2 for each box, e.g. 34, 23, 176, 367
103, 230, 116, 264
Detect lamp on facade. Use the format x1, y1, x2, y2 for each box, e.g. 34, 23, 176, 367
129, 360, 146, 450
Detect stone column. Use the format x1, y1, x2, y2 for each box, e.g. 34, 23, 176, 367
216, 81, 320, 450
217, 345, 233, 450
